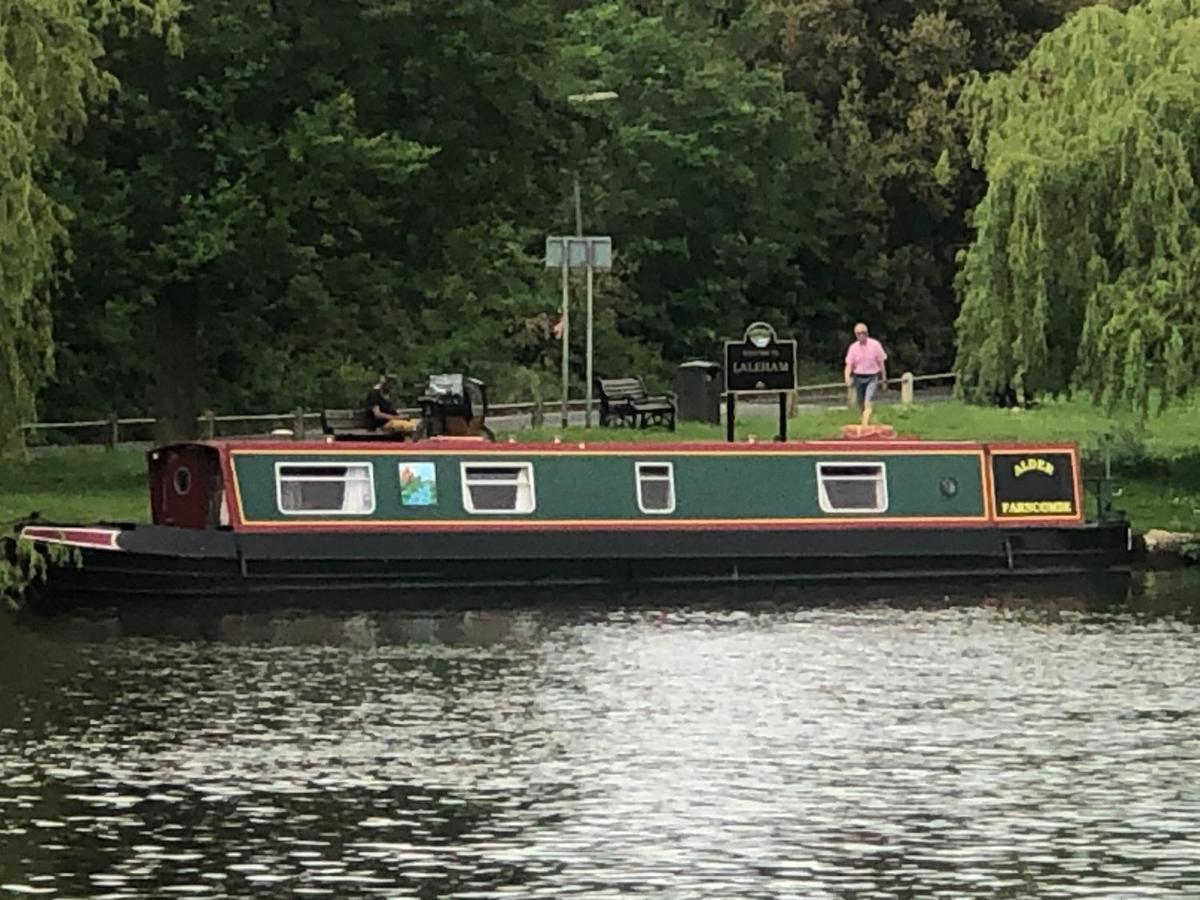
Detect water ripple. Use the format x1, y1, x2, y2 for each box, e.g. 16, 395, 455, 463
1, 596, 1199, 897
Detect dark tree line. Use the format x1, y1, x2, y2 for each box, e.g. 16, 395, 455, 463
6, 0, 1134, 444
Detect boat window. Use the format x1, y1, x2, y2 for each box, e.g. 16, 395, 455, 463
636, 462, 675, 514
276, 462, 376, 515
461, 463, 536, 514
816, 462, 888, 514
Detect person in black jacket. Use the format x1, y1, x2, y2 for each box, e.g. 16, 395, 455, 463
364, 374, 418, 434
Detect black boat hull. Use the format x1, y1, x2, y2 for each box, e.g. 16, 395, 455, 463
24, 521, 1137, 611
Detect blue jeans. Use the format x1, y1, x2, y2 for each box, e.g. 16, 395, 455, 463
853, 373, 879, 406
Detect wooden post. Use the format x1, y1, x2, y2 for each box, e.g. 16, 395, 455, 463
531, 396, 545, 428
293, 407, 306, 440
202, 410, 216, 440
901, 372, 914, 406
106, 413, 119, 449
786, 389, 798, 418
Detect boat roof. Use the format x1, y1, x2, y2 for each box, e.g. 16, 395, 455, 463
154, 437, 1077, 455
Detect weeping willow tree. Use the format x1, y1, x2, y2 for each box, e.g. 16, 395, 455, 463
0, 1, 177, 455
955, 0, 1200, 414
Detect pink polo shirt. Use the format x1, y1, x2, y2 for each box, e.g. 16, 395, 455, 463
845, 337, 887, 375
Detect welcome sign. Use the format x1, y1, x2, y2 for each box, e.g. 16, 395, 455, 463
725, 322, 797, 393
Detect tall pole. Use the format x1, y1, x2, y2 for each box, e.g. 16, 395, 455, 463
562, 90, 615, 431
585, 260, 594, 427
574, 172, 583, 236
574, 171, 593, 427
560, 256, 570, 428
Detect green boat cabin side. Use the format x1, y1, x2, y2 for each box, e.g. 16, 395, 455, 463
141, 439, 1081, 531
226, 447, 989, 525
147, 440, 1083, 530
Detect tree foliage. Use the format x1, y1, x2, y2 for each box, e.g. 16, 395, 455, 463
43, 0, 838, 432
955, 0, 1200, 414
48, 0, 551, 441
563, 2, 834, 363
737, 0, 1109, 369
0, 0, 177, 452
6, 0, 1147, 440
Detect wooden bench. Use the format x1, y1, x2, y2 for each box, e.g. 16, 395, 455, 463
320, 408, 426, 442
595, 377, 676, 430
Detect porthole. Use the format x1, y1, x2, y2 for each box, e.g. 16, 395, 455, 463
173, 466, 193, 496
939, 477, 959, 498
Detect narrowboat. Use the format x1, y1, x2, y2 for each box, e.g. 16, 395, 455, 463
18, 437, 1135, 610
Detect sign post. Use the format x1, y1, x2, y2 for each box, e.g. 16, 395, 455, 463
546, 236, 613, 428
723, 322, 798, 443
559, 254, 570, 427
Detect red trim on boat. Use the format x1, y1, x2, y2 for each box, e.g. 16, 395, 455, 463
228, 517, 1081, 535
982, 442, 1079, 451
209, 438, 993, 454
219, 450, 245, 529
19, 526, 124, 551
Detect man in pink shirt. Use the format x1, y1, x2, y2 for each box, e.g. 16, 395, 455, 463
843, 322, 888, 426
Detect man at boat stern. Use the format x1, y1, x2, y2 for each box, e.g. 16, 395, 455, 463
366, 374, 420, 436
843, 323, 888, 426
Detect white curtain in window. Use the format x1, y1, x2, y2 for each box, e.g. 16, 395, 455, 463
281, 481, 304, 511
343, 472, 374, 513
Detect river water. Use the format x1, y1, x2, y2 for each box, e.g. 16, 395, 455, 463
2, 573, 1199, 898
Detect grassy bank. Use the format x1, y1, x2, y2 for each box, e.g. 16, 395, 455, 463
1, 398, 1197, 532
1, 448, 148, 525
520, 399, 1200, 533
519, 395, 1200, 455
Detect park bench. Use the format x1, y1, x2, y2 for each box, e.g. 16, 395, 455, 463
320, 408, 426, 442
595, 377, 676, 431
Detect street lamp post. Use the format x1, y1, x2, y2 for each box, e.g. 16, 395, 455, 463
559, 247, 570, 428
567, 90, 616, 428
546, 234, 613, 428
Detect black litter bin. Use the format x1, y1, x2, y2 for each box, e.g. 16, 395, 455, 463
675, 361, 723, 424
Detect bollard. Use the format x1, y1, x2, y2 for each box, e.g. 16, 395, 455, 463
202, 410, 216, 440
901, 372, 914, 406
293, 407, 306, 440
106, 413, 119, 449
